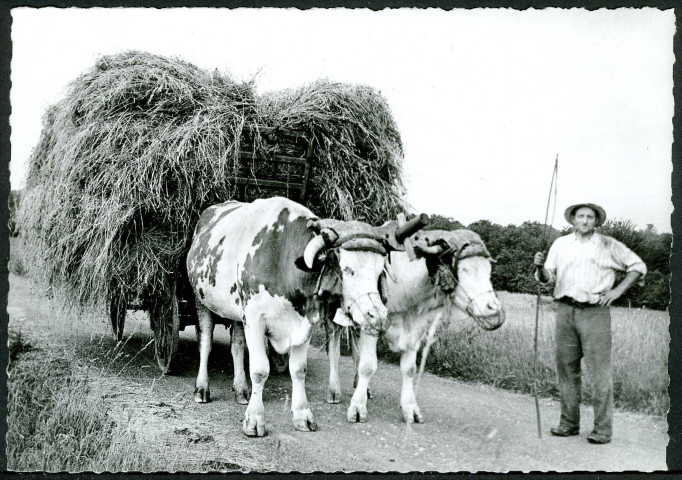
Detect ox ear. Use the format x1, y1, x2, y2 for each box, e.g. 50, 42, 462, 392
295, 251, 328, 272
378, 271, 388, 305
295, 256, 317, 272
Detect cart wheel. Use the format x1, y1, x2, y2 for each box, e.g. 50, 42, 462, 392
151, 287, 181, 375
109, 292, 126, 342
268, 345, 289, 375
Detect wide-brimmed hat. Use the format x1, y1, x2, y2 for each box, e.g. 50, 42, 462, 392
564, 202, 607, 227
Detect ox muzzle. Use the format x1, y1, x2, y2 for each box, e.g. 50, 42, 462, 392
420, 240, 506, 331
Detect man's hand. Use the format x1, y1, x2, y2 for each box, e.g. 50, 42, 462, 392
598, 289, 622, 307
534, 252, 549, 283
598, 271, 642, 307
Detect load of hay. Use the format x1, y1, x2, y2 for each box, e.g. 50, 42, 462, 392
19, 51, 407, 311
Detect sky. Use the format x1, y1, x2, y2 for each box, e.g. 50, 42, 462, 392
9, 7, 676, 233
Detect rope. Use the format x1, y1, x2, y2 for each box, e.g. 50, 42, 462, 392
414, 295, 449, 397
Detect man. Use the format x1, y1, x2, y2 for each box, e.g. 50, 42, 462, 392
534, 202, 646, 445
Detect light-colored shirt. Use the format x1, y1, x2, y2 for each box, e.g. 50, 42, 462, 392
536, 232, 647, 304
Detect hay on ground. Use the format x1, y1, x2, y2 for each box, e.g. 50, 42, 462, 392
18, 51, 407, 312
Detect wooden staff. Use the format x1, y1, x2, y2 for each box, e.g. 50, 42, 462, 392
534, 155, 558, 439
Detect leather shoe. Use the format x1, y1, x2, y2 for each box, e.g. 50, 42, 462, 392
587, 432, 611, 444
550, 425, 579, 437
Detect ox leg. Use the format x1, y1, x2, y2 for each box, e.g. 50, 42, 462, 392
351, 329, 372, 400
400, 346, 423, 423
194, 303, 214, 403
231, 320, 250, 405
326, 319, 342, 404
242, 319, 269, 437
290, 338, 318, 432
347, 331, 378, 423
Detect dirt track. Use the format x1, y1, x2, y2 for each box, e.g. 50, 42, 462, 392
8, 274, 668, 472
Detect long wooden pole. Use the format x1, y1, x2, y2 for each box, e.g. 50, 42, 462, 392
534, 155, 558, 439
533, 287, 543, 438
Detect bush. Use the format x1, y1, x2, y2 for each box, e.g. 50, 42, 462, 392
8, 256, 27, 276
9, 237, 28, 276
8, 328, 33, 362
635, 270, 669, 310
8, 190, 22, 237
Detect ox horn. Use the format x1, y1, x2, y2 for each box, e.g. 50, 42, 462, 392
395, 213, 430, 243
307, 219, 321, 233
303, 234, 327, 269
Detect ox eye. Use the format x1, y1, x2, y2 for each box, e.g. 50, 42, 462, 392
343, 266, 355, 275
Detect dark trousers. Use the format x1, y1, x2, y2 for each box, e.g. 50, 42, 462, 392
554, 301, 613, 437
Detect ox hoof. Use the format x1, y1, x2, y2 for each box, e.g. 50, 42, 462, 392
401, 404, 423, 424
347, 403, 368, 423
194, 386, 211, 403
242, 412, 266, 437
326, 386, 342, 404
233, 386, 250, 405
292, 407, 318, 432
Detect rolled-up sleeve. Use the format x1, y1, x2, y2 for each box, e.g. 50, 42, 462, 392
612, 239, 647, 286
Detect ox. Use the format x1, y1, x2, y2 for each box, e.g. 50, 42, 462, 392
186, 197, 400, 436
325, 228, 505, 423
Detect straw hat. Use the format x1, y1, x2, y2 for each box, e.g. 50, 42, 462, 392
564, 202, 607, 227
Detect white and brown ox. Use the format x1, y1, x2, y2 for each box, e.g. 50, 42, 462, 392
186, 197, 406, 437
325, 228, 505, 423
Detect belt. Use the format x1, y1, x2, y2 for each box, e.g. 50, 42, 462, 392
557, 296, 597, 308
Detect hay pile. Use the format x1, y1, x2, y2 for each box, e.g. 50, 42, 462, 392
19, 51, 406, 310
254, 80, 405, 220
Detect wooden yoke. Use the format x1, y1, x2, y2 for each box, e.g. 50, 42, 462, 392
397, 213, 417, 260
380, 213, 429, 260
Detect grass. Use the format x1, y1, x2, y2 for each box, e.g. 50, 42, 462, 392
7, 329, 160, 472
7, 262, 249, 473
312, 291, 669, 417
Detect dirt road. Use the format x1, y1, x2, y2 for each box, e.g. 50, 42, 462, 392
8, 274, 668, 472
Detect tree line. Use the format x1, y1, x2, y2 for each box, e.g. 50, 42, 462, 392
9, 189, 670, 310
428, 214, 671, 310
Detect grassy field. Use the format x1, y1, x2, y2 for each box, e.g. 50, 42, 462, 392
311, 291, 669, 417
7, 331, 160, 471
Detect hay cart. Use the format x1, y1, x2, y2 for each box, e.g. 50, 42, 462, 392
108, 127, 314, 374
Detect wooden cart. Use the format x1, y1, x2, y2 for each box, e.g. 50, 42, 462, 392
108, 127, 313, 374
